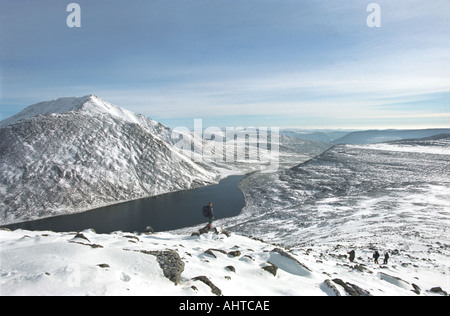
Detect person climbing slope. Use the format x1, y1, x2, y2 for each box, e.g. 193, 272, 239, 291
383, 252, 389, 265
348, 250, 356, 263
373, 251, 380, 264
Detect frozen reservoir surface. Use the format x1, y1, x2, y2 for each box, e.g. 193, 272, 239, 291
2, 175, 246, 234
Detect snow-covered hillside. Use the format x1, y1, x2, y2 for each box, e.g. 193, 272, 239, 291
0, 95, 218, 224
203, 135, 449, 296
229, 135, 450, 248
1, 227, 447, 296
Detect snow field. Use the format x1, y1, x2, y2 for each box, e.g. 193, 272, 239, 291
1, 227, 448, 296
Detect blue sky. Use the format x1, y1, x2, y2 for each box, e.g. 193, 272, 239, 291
0, 0, 449, 129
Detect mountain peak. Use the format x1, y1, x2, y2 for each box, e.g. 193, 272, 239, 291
0, 95, 91, 128
0, 95, 148, 128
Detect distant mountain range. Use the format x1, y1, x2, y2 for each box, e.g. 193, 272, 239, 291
333, 129, 450, 145
282, 128, 450, 145
280, 130, 351, 143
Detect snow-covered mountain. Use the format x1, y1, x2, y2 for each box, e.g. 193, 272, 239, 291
0, 95, 174, 141
0, 95, 324, 226
0, 95, 218, 224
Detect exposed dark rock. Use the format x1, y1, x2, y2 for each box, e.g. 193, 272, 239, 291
139, 249, 185, 285
262, 262, 278, 276
97, 263, 110, 268
428, 287, 448, 296
211, 248, 227, 255
73, 232, 90, 242
225, 265, 236, 273
411, 283, 421, 295
227, 250, 241, 257
332, 278, 372, 296
196, 226, 232, 237
198, 226, 212, 235
192, 276, 222, 296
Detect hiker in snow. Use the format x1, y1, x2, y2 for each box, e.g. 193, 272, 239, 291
383, 252, 389, 265
348, 250, 356, 263
373, 251, 380, 264
202, 202, 214, 229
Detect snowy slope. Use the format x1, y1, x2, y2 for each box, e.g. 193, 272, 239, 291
206, 135, 449, 296
1, 227, 447, 296
227, 136, 450, 246
0, 95, 218, 225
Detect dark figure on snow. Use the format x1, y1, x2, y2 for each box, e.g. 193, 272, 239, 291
373, 251, 380, 264
348, 250, 356, 263
203, 202, 214, 229
383, 252, 389, 265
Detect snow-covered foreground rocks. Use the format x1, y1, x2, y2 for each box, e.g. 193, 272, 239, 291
1, 228, 448, 296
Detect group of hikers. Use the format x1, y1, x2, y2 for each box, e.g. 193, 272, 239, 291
347, 249, 390, 265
